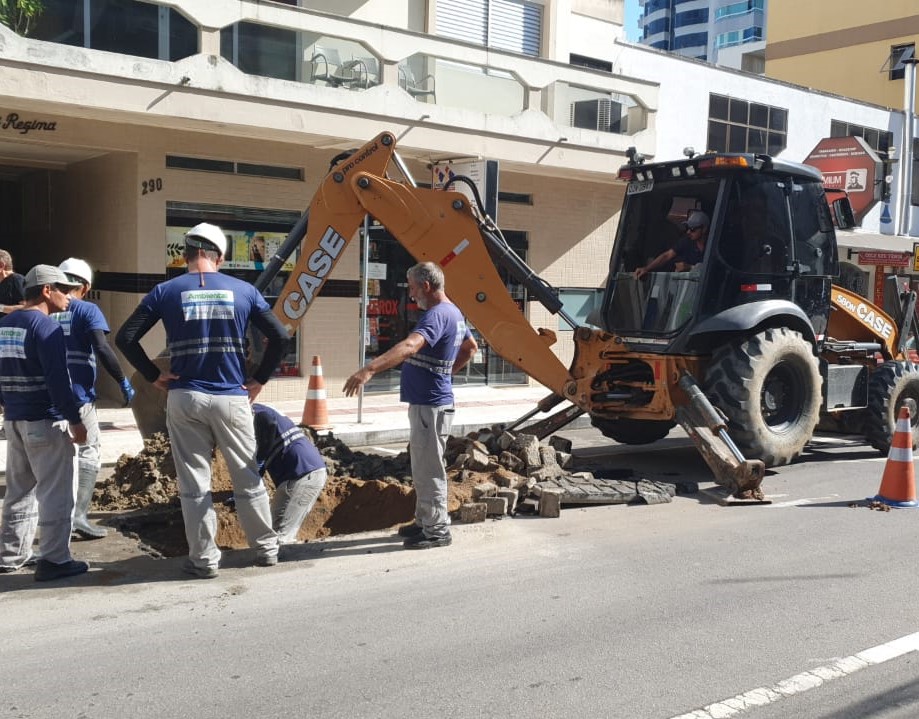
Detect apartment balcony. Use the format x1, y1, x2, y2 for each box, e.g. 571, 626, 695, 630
0, 0, 658, 180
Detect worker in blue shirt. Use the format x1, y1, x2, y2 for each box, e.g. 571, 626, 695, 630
0, 265, 89, 581
116, 222, 288, 579
54, 257, 135, 540
253, 403, 327, 544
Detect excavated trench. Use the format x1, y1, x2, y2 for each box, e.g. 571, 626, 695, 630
93, 422, 684, 558
95, 428, 528, 557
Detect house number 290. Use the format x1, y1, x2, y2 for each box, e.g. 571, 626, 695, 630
142, 178, 163, 195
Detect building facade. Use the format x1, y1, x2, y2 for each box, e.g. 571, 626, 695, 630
637, 0, 766, 70
0, 0, 912, 405
0, 0, 656, 402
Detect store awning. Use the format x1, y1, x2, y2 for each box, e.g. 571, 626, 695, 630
835, 231, 915, 253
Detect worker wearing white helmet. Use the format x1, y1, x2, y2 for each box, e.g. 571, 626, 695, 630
53, 258, 135, 540
116, 221, 289, 578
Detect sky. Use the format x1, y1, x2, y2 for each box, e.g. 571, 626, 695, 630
624, 0, 641, 42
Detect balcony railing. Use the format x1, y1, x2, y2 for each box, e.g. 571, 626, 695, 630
9, 0, 657, 144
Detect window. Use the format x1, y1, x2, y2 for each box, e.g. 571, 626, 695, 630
673, 32, 707, 51
831, 120, 893, 198
221, 22, 297, 82
557, 288, 603, 329
674, 9, 708, 28
569, 54, 612, 73
644, 17, 671, 36
890, 43, 915, 81
436, 0, 543, 57
715, 0, 764, 20
707, 93, 787, 155
166, 156, 303, 181
30, 0, 197, 61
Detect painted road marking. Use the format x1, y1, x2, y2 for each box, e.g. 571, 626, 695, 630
669, 630, 919, 719
766, 494, 840, 508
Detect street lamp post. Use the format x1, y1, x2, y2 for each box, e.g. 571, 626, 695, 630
899, 57, 918, 236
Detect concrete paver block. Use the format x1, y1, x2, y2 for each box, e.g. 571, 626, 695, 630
460, 502, 487, 523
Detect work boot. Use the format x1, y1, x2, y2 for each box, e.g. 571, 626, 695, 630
182, 558, 219, 579
34, 559, 90, 582
397, 522, 424, 538
73, 469, 107, 540
403, 532, 453, 550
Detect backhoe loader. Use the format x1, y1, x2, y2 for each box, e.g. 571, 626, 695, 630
131, 131, 919, 498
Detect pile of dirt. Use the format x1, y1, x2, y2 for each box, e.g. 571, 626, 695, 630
95, 425, 595, 558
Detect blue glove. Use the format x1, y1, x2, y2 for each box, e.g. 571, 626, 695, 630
120, 378, 135, 407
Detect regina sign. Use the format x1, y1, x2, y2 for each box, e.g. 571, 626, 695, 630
805, 136, 883, 223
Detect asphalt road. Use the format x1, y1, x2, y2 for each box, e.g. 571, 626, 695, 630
3, 429, 919, 719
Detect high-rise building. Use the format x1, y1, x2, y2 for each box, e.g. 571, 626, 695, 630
637, 0, 767, 72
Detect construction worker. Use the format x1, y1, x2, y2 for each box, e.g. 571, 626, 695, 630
0, 265, 89, 581
0, 248, 25, 317
252, 403, 328, 544
53, 258, 136, 540
343, 262, 477, 549
115, 222, 288, 578
634, 210, 710, 278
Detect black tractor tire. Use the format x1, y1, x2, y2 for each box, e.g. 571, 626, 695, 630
591, 418, 675, 445
863, 361, 919, 454
703, 327, 822, 467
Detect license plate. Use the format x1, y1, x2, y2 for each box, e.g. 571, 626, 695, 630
627, 179, 654, 195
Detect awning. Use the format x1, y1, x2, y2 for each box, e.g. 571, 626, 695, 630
835, 231, 915, 253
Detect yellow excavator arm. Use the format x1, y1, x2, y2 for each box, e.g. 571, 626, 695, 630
271, 131, 575, 399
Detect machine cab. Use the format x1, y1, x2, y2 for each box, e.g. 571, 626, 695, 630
599, 154, 840, 353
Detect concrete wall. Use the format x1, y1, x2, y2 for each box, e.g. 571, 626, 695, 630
766, 0, 919, 111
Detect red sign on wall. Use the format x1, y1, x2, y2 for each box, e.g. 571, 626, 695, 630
859, 251, 911, 267
805, 136, 883, 224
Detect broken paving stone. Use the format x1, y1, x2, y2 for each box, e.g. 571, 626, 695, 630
481, 496, 508, 517
460, 502, 487, 523
511, 434, 541, 469
496, 431, 517, 452
635, 479, 675, 505
547, 435, 573, 454
528, 465, 566, 482
492, 467, 526, 490
472, 481, 498, 500
538, 488, 563, 518
466, 447, 493, 471
498, 451, 526, 474
555, 451, 573, 469
538, 445, 560, 471
496, 488, 518, 514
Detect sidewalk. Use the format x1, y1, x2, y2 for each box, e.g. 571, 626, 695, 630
0, 385, 589, 470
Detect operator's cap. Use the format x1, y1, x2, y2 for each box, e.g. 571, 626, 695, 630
59, 257, 93, 286
24, 264, 82, 290
185, 222, 227, 257
683, 210, 710, 230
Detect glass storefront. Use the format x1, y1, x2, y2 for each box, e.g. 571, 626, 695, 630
166, 201, 301, 377
362, 224, 530, 392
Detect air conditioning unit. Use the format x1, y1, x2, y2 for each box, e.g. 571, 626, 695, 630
569, 98, 626, 133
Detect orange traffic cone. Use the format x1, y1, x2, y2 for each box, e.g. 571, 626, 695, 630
870, 406, 918, 507
301, 355, 332, 430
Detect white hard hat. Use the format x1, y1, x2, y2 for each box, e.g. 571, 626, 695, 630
185, 222, 227, 257
58, 257, 93, 286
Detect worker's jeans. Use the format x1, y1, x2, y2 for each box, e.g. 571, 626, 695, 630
408, 404, 454, 539
166, 390, 278, 568
271, 468, 328, 544
0, 419, 77, 567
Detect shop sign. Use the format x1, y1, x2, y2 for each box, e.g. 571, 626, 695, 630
858, 250, 910, 267
805, 136, 882, 224
913, 242, 919, 272
0, 112, 57, 135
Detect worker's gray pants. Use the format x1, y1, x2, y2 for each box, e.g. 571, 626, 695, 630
166, 390, 278, 569
271, 468, 328, 544
74, 403, 101, 521
408, 404, 454, 539
0, 419, 77, 567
